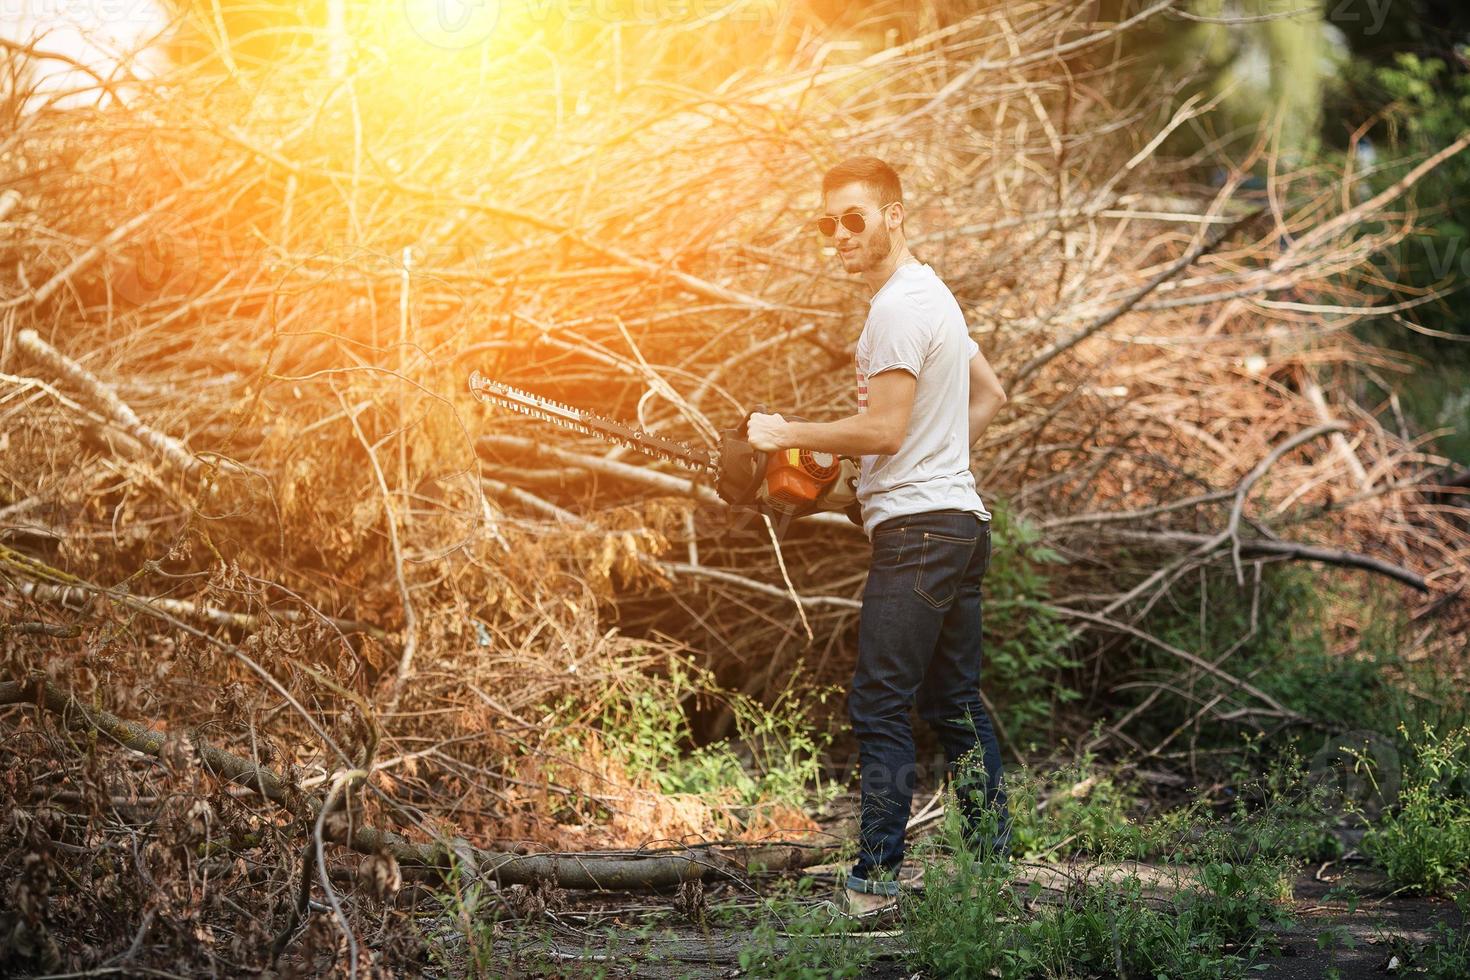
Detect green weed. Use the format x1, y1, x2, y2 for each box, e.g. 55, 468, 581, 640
982, 504, 1082, 746
1416, 893, 1470, 980
576, 660, 835, 815
1127, 566, 1429, 738
1361, 724, 1470, 895
1003, 757, 1143, 860
1376, 894, 1470, 980
424, 851, 501, 978
736, 896, 879, 979
718, 680, 837, 812
1226, 738, 1344, 863
901, 789, 1297, 980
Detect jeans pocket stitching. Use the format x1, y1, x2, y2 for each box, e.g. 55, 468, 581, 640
926, 532, 976, 545
914, 532, 974, 608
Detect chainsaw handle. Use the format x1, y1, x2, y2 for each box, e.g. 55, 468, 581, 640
717, 405, 770, 507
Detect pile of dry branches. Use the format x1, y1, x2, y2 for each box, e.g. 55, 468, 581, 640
1, 0, 1467, 970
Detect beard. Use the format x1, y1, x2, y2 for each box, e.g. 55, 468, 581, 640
841, 223, 893, 274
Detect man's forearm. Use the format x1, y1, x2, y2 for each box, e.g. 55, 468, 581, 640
780, 414, 904, 457
968, 394, 1005, 447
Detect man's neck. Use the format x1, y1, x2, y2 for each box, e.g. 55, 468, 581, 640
863, 245, 918, 296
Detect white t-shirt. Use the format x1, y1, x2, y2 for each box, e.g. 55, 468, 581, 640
854, 261, 990, 538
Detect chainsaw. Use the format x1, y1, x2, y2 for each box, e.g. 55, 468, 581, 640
468, 371, 859, 522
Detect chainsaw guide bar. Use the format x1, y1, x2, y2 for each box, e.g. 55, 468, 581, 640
468, 371, 718, 472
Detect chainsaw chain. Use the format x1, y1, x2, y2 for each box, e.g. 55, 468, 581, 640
469, 371, 717, 472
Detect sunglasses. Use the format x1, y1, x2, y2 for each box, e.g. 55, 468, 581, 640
815, 201, 897, 237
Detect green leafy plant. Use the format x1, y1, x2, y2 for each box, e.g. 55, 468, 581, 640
1354, 52, 1470, 462
737, 897, 879, 979
982, 504, 1081, 746
577, 660, 835, 817
901, 788, 1296, 980
1375, 892, 1470, 980
1223, 739, 1344, 863
718, 680, 837, 811
425, 851, 501, 978
1415, 892, 1470, 980
1002, 757, 1143, 860
1362, 724, 1470, 895
1131, 564, 1463, 754
1124, 564, 1330, 747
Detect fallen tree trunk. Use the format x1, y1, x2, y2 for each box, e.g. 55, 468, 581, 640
0, 678, 835, 890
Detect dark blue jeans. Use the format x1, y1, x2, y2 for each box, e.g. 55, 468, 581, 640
847, 509, 1009, 893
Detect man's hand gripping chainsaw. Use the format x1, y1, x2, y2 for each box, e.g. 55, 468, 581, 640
468, 372, 859, 521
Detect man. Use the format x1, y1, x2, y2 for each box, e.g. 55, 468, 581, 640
746, 156, 1010, 914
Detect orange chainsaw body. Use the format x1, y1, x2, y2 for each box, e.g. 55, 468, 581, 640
763, 448, 840, 508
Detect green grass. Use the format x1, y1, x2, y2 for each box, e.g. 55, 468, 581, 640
1221, 737, 1346, 863
1001, 741, 1346, 867
738, 907, 880, 979
460, 734, 1470, 978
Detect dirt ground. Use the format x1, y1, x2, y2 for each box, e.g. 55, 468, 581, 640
1262, 869, 1465, 980
483, 862, 1465, 979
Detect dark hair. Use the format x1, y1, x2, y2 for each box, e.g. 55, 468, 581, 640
821, 156, 902, 207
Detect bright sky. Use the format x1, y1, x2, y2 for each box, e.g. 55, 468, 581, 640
6, 0, 171, 108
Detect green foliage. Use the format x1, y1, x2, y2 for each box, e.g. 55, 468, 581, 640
1371, 363, 1470, 466
1128, 564, 1324, 743
1251, 608, 1388, 729
901, 841, 1019, 978
1130, 0, 1347, 158
1353, 52, 1470, 461
1242, 583, 1466, 747
1132, 563, 1466, 750
736, 896, 878, 979
1376, 894, 1470, 980
1417, 893, 1470, 980
425, 852, 501, 978
591, 663, 835, 813
1189, 855, 1294, 935
720, 681, 838, 809
1002, 757, 1143, 860
1369, 53, 1470, 309
992, 748, 1342, 867
983, 504, 1081, 745
901, 799, 1297, 980
1362, 725, 1470, 895
1223, 738, 1345, 863
1375, 55, 1470, 149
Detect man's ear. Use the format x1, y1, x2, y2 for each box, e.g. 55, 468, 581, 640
887, 201, 904, 231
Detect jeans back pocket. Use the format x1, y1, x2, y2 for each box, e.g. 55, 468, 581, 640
914, 531, 976, 609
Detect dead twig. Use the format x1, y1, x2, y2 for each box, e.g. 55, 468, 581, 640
14, 329, 245, 478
